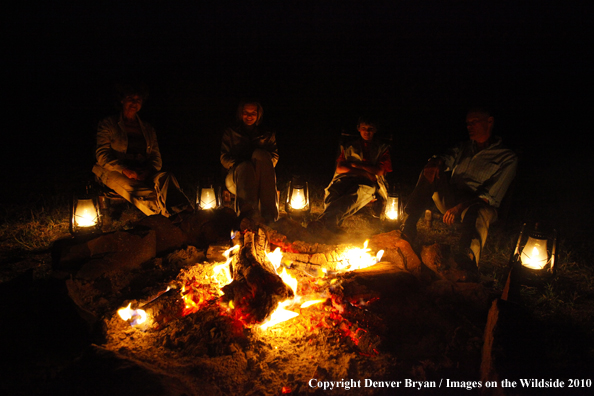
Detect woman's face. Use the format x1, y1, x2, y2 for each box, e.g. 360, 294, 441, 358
241, 103, 259, 126
121, 94, 143, 116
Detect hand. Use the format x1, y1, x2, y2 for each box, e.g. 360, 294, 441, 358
423, 159, 443, 183
351, 163, 376, 181
443, 204, 463, 226
123, 168, 139, 180
136, 169, 150, 181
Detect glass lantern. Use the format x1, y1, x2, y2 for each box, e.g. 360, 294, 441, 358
511, 222, 557, 282
197, 183, 221, 210
71, 184, 102, 235
285, 176, 310, 217
383, 193, 401, 221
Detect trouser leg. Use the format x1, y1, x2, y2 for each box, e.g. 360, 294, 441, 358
252, 149, 278, 222
94, 168, 161, 216
403, 171, 453, 239
153, 172, 192, 216
226, 161, 258, 216
321, 177, 376, 226
459, 203, 497, 265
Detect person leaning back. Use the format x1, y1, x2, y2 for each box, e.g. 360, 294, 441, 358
402, 107, 518, 270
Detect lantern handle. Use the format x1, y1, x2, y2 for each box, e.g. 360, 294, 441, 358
549, 228, 558, 274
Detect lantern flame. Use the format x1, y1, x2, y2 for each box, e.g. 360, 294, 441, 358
520, 236, 548, 270
74, 199, 99, 227
289, 188, 307, 210
385, 209, 398, 220
199, 187, 217, 209
384, 197, 399, 220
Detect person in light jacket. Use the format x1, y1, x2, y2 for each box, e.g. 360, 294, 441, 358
402, 107, 518, 269
92, 83, 191, 217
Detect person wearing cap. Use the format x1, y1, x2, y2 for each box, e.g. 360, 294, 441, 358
402, 107, 517, 269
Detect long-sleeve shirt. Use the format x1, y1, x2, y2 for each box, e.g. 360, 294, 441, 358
94, 114, 162, 173
220, 124, 278, 170
438, 136, 517, 208
331, 136, 392, 201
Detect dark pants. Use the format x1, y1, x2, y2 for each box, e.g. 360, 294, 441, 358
225, 149, 278, 222
403, 171, 497, 265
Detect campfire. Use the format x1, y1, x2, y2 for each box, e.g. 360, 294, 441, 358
115, 224, 386, 343
53, 214, 498, 395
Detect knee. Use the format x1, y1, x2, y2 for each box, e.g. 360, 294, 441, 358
234, 161, 255, 177
252, 148, 272, 163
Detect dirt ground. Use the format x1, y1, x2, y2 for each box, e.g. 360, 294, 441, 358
2, 206, 591, 396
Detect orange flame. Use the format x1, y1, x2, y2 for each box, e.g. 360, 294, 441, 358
117, 303, 148, 326
300, 299, 326, 309
211, 245, 239, 293
336, 240, 384, 272
260, 300, 299, 330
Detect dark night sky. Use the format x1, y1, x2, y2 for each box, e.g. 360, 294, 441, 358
2, 1, 593, 229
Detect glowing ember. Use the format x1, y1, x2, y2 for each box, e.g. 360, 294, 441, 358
335, 240, 384, 272
117, 303, 148, 326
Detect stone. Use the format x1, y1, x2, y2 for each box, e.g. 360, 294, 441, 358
178, 208, 236, 248
349, 265, 421, 299
369, 230, 422, 274
75, 229, 157, 280
136, 215, 187, 254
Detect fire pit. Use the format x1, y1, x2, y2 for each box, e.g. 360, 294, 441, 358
49, 214, 493, 396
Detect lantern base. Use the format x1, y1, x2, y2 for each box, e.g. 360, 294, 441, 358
513, 261, 555, 286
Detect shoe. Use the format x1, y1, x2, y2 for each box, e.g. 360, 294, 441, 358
454, 248, 480, 282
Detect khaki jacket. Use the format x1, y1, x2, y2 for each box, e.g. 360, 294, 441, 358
93, 114, 162, 176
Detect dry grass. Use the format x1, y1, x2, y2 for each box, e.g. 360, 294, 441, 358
2, 179, 594, 330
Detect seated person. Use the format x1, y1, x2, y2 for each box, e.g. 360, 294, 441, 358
402, 107, 518, 268
220, 100, 279, 223
316, 116, 392, 231
92, 83, 191, 217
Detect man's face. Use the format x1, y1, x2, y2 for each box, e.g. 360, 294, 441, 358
121, 94, 143, 115
358, 122, 377, 141
466, 111, 493, 143
241, 104, 259, 126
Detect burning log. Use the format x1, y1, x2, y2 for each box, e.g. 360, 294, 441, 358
221, 226, 294, 324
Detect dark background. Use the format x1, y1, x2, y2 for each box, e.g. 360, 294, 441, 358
2, 1, 592, 237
